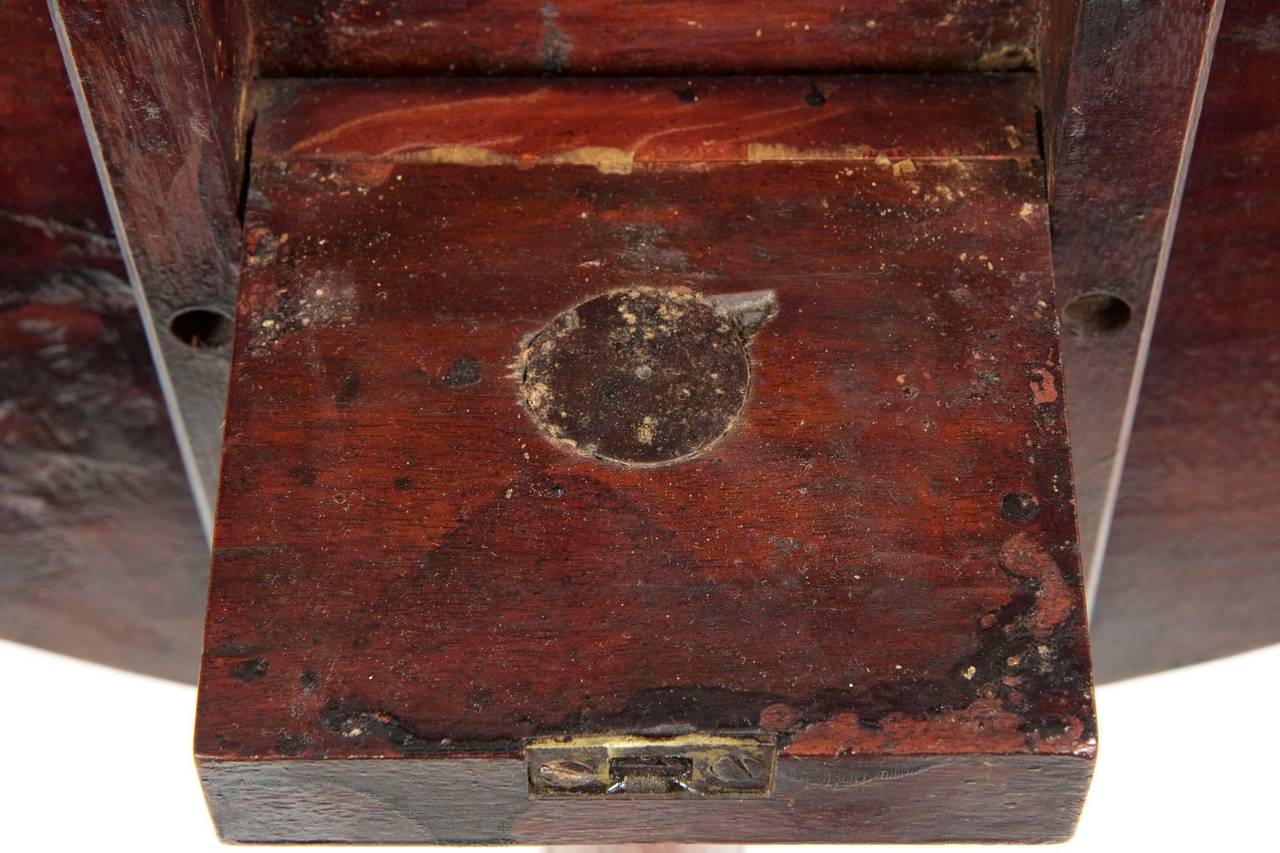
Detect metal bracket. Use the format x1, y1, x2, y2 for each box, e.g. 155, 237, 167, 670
527, 733, 776, 798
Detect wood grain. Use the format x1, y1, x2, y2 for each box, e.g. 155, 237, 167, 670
197, 77, 1093, 843
1091, 0, 1280, 681
1039, 0, 1224, 596
50, 0, 255, 530
202, 755, 1090, 843
248, 0, 1041, 77
257, 75, 1039, 165
0, 0, 207, 681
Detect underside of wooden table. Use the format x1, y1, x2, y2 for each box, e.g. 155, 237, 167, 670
196, 74, 1094, 844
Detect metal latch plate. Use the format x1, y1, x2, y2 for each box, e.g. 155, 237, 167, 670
527, 733, 776, 797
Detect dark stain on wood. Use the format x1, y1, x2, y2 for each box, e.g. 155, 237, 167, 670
321, 699, 522, 756
520, 288, 755, 466
196, 75, 1093, 843
230, 658, 270, 682
1001, 492, 1041, 523
299, 670, 318, 695
442, 357, 483, 389
276, 735, 308, 756
335, 368, 361, 406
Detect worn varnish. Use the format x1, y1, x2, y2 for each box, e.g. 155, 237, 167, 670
1092, 0, 1280, 681
10, 0, 1265, 710
256, 75, 1039, 163
518, 288, 759, 466
249, 0, 1040, 77
0, 0, 207, 681
197, 76, 1094, 843
1038, 0, 1224, 593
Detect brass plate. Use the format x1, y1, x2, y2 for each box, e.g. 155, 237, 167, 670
527, 733, 776, 797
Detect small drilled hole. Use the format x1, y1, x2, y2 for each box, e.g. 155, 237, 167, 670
169, 307, 233, 349
1063, 292, 1132, 335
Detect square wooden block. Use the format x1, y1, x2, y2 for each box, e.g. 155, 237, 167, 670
197, 75, 1094, 844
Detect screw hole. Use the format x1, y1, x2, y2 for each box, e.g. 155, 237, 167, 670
169, 307, 233, 349
1063, 292, 1132, 336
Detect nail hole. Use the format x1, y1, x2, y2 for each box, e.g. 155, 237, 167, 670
1001, 492, 1040, 523
169, 307, 234, 349
1063, 292, 1132, 335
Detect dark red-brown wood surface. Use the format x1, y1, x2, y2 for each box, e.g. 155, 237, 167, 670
1038, 0, 1224, 594
258, 75, 1039, 163
249, 0, 1041, 77
1092, 0, 1280, 681
197, 76, 1093, 843
0, 0, 207, 681
51, 0, 255, 528
201, 754, 1092, 843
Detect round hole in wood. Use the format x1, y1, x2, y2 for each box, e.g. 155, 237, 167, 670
1063, 291, 1132, 335
169, 307, 234, 349
519, 287, 751, 466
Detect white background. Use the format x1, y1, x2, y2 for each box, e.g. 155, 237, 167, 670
2, 638, 1276, 851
